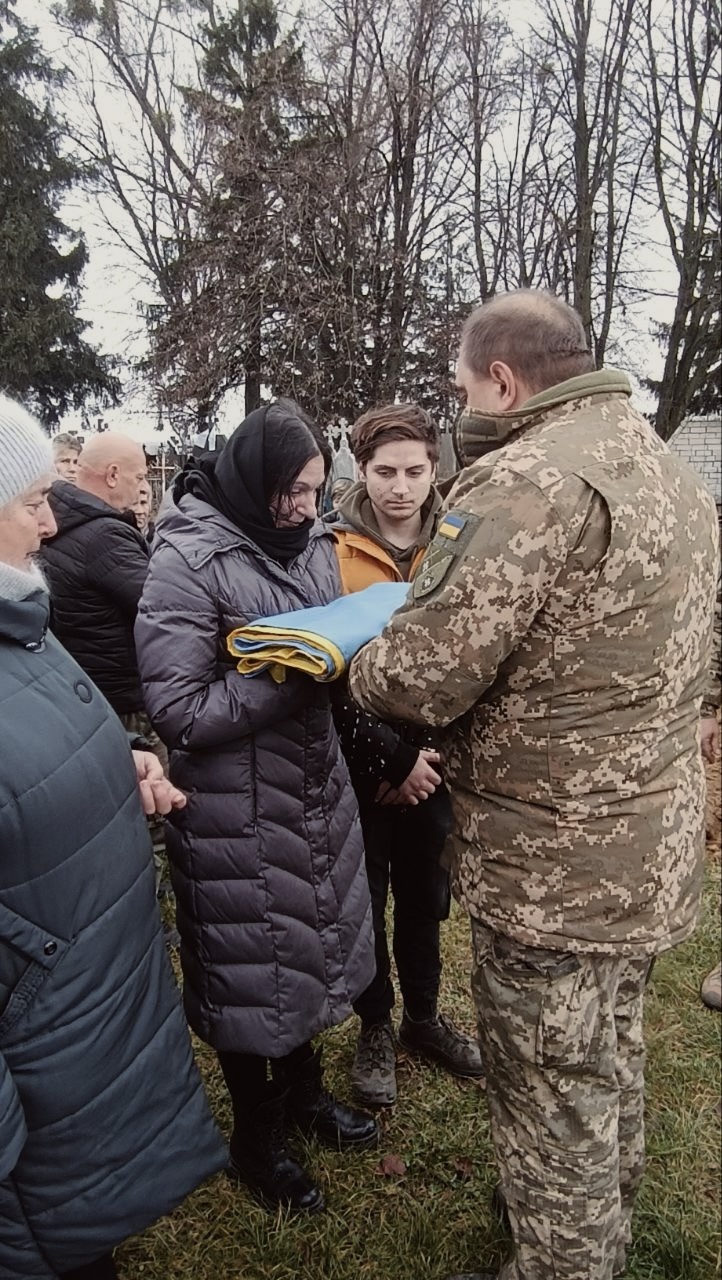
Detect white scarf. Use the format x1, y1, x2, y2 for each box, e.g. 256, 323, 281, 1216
0, 558, 48, 602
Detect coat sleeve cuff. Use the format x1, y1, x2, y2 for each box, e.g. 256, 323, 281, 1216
383, 741, 420, 789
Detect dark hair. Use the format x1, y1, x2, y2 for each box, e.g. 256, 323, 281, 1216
178, 403, 321, 563
263, 403, 322, 508
275, 397, 332, 479
461, 289, 595, 393
52, 432, 82, 455
350, 403, 440, 467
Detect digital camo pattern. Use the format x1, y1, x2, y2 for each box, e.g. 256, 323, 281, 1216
471, 920, 649, 1280
702, 507, 721, 713
349, 374, 719, 954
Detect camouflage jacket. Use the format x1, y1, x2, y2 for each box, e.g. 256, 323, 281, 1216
349, 370, 719, 955
702, 508, 721, 715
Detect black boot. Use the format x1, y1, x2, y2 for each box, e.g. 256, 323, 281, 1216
227, 1087, 325, 1213
284, 1048, 378, 1151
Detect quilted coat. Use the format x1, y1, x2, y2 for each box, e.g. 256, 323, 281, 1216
135, 492, 374, 1056
0, 588, 225, 1280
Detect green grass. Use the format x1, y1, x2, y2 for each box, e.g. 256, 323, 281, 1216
121, 866, 721, 1280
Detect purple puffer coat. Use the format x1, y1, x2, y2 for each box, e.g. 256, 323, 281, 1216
135, 493, 374, 1057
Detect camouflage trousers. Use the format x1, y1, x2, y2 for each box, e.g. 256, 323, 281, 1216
471, 920, 652, 1280
119, 709, 169, 893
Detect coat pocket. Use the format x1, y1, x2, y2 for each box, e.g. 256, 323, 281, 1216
0, 954, 48, 1038
0, 904, 69, 1039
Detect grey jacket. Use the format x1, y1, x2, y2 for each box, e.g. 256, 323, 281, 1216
135, 493, 374, 1056
0, 589, 225, 1279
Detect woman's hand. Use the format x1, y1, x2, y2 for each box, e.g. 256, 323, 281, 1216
701, 715, 720, 764
132, 750, 187, 815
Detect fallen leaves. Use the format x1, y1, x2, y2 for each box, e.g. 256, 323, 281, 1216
375, 1153, 407, 1177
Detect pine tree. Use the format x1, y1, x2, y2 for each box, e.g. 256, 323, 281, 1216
0, 0, 118, 425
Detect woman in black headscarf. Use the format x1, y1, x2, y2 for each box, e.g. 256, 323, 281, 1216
135, 403, 376, 1214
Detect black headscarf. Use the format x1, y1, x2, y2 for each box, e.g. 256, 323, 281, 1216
176, 404, 321, 564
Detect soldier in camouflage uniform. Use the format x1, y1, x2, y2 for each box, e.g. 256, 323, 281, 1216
700, 509, 721, 1010
348, 289, 719, 1280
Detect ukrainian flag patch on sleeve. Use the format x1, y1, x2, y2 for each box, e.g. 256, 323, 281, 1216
437, 512, 467, 541
411, 509, 478, 599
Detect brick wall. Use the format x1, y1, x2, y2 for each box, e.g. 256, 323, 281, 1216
668, 416, 722, 502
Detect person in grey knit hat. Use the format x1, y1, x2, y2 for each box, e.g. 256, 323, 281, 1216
0, 393, 226, 1280
0, 393, 54, 502
0, 393, 56, 599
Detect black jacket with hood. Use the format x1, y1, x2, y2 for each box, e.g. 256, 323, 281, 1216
41, 479, 149, 713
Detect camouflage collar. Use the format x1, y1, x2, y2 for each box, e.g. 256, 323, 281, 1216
454, 368, 633, 466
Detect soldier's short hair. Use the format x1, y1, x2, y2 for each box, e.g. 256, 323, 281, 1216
52, 432, 82, 456
461, 290, 595, 393
351, 403, 440, 467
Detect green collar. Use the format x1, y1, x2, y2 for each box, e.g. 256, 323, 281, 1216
454, 368, 632, 465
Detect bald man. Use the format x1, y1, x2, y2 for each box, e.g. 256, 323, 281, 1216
348, 289, 718, 1280
41, 433, 150, 717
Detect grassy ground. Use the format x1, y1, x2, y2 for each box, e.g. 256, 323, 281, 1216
120, 765, 722, 1280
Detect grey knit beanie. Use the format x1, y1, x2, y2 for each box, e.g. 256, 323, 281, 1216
0, 394, 55, 509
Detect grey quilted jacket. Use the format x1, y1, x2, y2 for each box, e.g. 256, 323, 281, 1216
135, 493, 374, 1056
0, 589, 225, 1279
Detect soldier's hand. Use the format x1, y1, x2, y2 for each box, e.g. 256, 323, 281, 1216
700, 715, 720, 764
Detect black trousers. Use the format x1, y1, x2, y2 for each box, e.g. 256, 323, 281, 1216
59, 1256, 118, 1280
353, 786, 452, 1025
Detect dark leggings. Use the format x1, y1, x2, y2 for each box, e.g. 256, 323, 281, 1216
218, 1042, 314, 1123
59, 1255, 118, 1280
354, 789, 452, 1024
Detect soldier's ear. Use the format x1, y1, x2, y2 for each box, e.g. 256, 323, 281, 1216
488, 360, 526, 411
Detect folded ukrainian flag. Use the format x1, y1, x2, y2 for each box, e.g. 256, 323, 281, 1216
227, 581, 409, 683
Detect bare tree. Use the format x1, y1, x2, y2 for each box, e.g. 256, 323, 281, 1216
268, 0, 496, 421
53, 0, 216, 428
55, 0, 313, 424
462, 0, 652, 365
55, 0, 210, 295
644, 0, 721, 439
51, 0, 718, 440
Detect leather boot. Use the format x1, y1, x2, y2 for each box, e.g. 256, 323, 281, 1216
227, 1087, 324, 1213
284, 1048, 378, 1151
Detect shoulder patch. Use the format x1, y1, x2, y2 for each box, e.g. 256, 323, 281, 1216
412, 509, 479, 599
437, 512, 467, 540
413, 549, 455, 598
